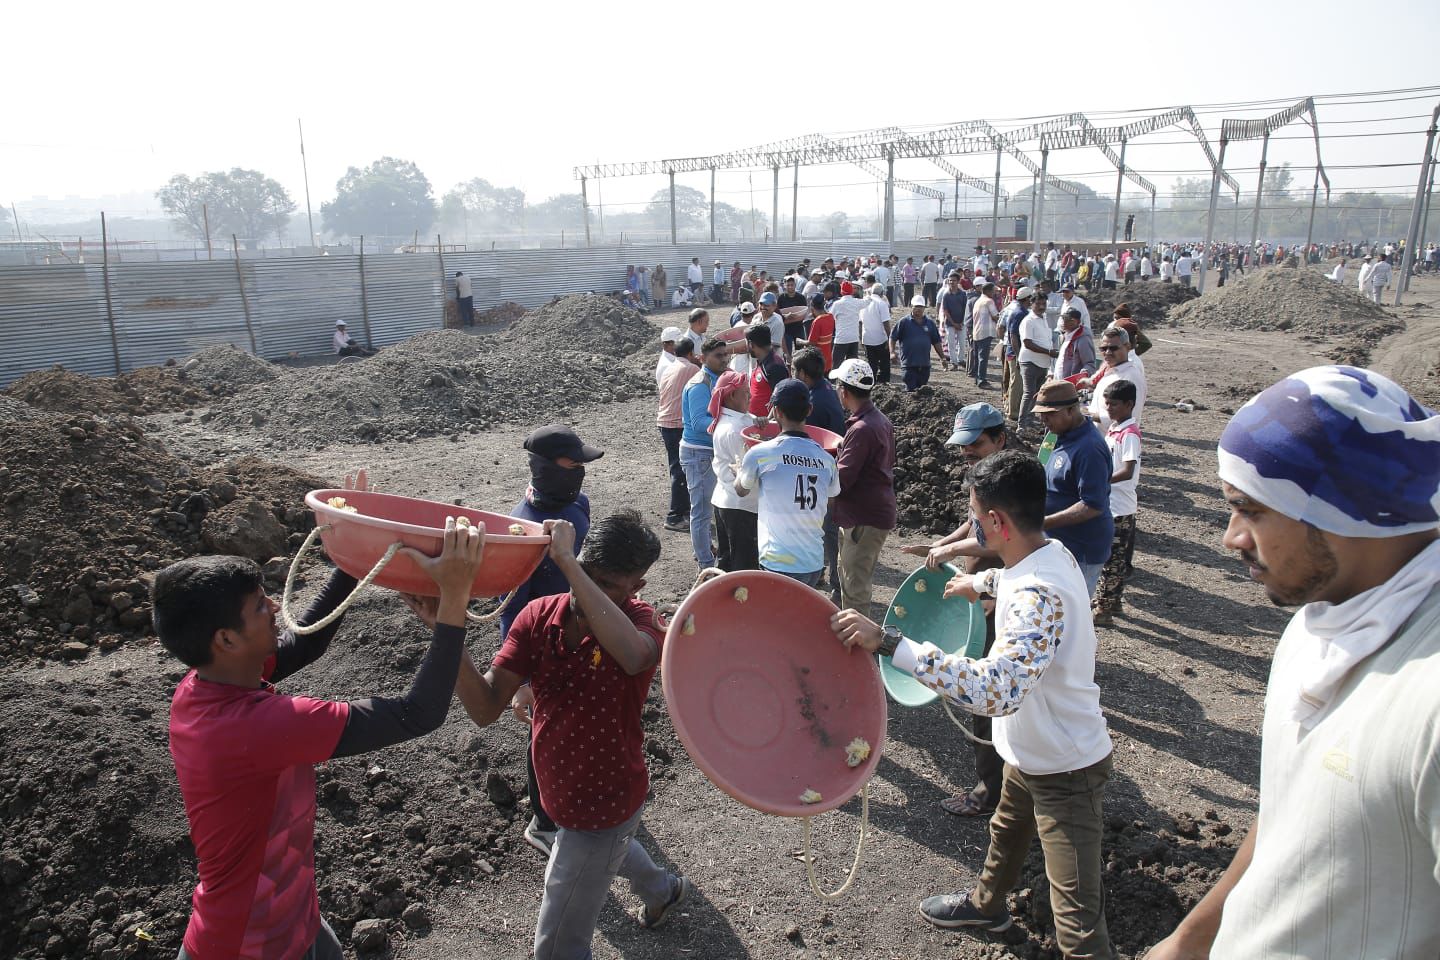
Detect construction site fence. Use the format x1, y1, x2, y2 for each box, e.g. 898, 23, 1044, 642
0, 239, 950, 387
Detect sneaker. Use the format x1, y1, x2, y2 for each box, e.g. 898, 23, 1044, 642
523, 817, 556, 858
637, 875, 692, 929
663, 519, 689, 533
918, 888, 1012, 931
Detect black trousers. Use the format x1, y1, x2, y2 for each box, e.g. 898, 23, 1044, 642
833, 341, 860, 364
923, 281, 938, 306
714, 507, 758, 571
902, 282, 915, 304
459, 296, 474, 325
658, 426, 688, 524
970, 611, 1004, 808
864, 343, 891, 384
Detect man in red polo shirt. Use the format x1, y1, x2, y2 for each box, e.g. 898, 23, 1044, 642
158, 513, 486, 960
451, 509, 689, 960
744, 322, 790, 418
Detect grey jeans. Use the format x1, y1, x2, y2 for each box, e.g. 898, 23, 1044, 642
534, 805, 676, 960
1017, 361, 1050, 429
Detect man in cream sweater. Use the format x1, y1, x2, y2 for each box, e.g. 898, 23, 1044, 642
1147, 365, 1440, 960
832, 449, 1114, 958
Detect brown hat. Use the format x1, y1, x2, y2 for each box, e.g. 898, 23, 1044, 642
1112, 318, 1140, 343
1032, 380, 1081, 413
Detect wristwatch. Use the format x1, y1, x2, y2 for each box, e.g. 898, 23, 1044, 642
877, 625, 904, 658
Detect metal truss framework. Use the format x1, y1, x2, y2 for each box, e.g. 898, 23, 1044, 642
572, 105, 1269, 245
1198, 98, 1329, 291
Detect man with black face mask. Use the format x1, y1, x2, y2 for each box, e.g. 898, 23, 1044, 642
501, 424, 604, 857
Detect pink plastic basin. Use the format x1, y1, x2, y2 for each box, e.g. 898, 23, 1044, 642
661, 570, 886, 817
741, 422, 844, 457
306, 489, 549, 598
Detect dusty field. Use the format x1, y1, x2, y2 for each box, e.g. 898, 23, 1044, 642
2, 274, 1436, 960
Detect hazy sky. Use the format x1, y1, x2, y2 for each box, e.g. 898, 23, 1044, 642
6, 0, 1440, 224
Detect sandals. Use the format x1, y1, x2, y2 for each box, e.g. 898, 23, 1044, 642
940, 791, 996, 817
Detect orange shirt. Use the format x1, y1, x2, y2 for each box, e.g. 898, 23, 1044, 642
808, 312, 835, 371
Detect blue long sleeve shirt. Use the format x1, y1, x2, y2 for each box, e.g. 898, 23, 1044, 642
680, 367, 719, 448
498, 493, 591, 638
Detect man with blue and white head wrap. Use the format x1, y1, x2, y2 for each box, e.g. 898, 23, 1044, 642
1150, 365, 1440, 960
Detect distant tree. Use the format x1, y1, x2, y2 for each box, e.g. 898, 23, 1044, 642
157, 168, 296, 244
822, 211, 850, 236
321, 157, 436, 239
1264, 162, 1294, 201
645, 185, 707, 229
1171, 177, 1213, 205
527, 193, 585, 233
444, 178, 525, 233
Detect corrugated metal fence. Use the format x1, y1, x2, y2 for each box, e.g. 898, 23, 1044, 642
0, 239, 947, 386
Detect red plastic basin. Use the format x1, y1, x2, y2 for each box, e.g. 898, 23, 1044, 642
662, 570, 886, 817
741, 422, 844, 457
306, 489, 549, 598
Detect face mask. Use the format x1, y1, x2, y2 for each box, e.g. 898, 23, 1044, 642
528, 453, 585, 509
972, 509, 988, 549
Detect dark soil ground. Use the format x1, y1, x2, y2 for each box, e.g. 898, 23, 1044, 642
2, 273, 1436, 960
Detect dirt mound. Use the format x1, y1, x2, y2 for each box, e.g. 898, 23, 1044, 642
202, 328, 655, 444
475, 301, 528, 325
996, 811, 1241, 958
5, 348, 282, 419
0, 395, 40, 424
873, 384, 1029, 535
509, 294, 655, 358
1171, 268, 1403, 365
1081, 282, 1200, 329
0, 415, 320, 662
179, 344, 281, 393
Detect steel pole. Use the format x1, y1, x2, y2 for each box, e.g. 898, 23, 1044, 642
1418, 146, 1437, 265
990, 148, 1001, 252
1028, 173, 1038, 243
1034, 150, 1049, 254
1249, 131, 1270, 255
1395, 103, 1440, 304
1197, 138, 1229, 294
1304, 166, 1321, 263
668, 171, 677, 244
885, 152, 895, 242
1150, 193, 1156, 250
1110, 140, 1127, 245
580, 177, 591, 247
791, 161, 799, 241
772, 166, 779, 242
709, 167, 716, 243
99, 212, 122, 375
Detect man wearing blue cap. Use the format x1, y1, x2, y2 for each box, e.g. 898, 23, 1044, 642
755, 291, 786, 352
1149, 365, 1440, 960
735, 379, 840, 587
902, 403, 1011, 817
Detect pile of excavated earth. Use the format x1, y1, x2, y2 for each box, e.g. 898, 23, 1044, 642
0, 411, 320, 663
1170, 267, 1402, 364
1080, 281, 1199, 329
202, 296, 657, 444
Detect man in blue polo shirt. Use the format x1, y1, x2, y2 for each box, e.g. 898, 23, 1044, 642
679, 337, 730, 569
1032, 379, 1113, 596
735, 379, 840, 587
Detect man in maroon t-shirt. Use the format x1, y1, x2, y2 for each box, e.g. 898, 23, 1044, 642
158, 508, 485, 960
744, 323, 790, 418
452, 510, 690, 960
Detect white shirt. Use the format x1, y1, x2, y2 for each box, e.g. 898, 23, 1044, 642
737, 433, 840, 575
1104, 259, 1120, 282
454, 274, 473, 298
1370, 260, 1392, 288
1045, 248, 1059, 270
655, 350, 681, 386
1356, 261, 1374, 292
1090, 358, 1147, 430
1328, 263, 1347, 284
894, 540, 1111, 775
710, 409, 759, 513
830, 294, 865, 345
1139, 256, 1154, 277
1058, 294, 1090, 331
873, 264, 892, 286
687, 263, 703, 285
861, 295, 892, 347
1159, 260, 1175, 281
920, 260, 940, 283
333, 330, 353, 354
1176, 255, 1193, 277
802, 280, 821, 298
1017, 311, 1053, 368
672, 287, 693, 307
971, 295, 998, 340
1105, 418, 1141, 517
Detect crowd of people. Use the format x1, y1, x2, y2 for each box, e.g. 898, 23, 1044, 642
158, 239, 1440, 960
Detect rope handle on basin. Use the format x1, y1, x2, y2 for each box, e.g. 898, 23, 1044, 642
934, 562, 994, 746
281, 525, 402, 636
802, 782, 870, 902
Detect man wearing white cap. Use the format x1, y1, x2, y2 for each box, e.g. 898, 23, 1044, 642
1149, 365, 1440, 960
333, 320, 374, 357
861, 283, 894, 384
828, 358, 895, 614
655, 327, 685, 385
